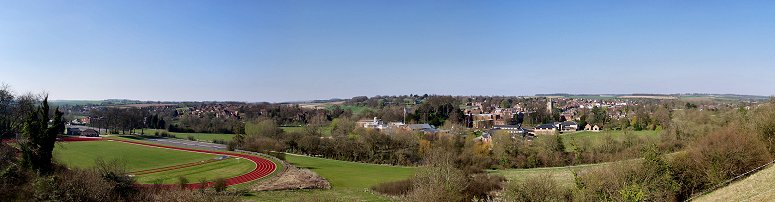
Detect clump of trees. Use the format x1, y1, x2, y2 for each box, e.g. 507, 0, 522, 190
371, 144, 505, 202
0, 86, 241, 201
504, 99, 775, 201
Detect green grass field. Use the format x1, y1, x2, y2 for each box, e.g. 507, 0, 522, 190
136, 129, 235, 142
247, 154, 416, 201
561, 130, 661, 152
135, 157, 255, 184
493, 160, 631, 188
281, 125, 333, 137
326, 105, 372, 116
696, 164, 775, 201
54, 140, 215, 171
54, 140, 256, 184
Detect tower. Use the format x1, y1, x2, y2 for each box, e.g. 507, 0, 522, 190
547, 98, 553, 114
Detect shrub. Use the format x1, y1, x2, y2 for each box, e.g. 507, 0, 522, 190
268, 151, 285, 160
187, 135, 196, 141
178, 176, 190, 189
504, 174, 570, 202
671, 125, 772, 199
226, 141, 237, 151
463, 174, 505, 201
213, 177, 227, 192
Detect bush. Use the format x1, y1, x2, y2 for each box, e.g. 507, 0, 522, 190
671, 125, 772, 199
213, 178, 227, 193
178, 176, 190, 189
213, 139, 227, 145
187, 135, 196, 141
504, 174, 570, 202
371, 179, 413, 196
268, 151, 285, 160
463, 174, 505, 201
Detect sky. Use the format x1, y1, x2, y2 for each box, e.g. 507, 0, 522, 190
1, 0, 774, 102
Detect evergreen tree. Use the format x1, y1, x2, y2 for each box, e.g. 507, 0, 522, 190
19, 96, 64, 174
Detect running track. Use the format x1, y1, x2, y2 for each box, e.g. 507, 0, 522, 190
58, 137, 277, 189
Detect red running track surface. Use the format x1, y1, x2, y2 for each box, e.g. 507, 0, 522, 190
109, 139, 277, 189
56, 137, 277, 189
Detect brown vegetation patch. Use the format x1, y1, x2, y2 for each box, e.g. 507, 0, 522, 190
253, 165, 330, 191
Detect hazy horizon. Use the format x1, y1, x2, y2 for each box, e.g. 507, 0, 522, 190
2, 1, 775, 102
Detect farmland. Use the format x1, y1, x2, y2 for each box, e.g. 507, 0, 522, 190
247, 154, 416, 201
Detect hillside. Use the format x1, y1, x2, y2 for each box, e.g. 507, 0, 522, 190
696, 164, 775, 201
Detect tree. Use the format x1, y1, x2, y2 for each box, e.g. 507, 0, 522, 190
19, 96, 64, 174
499, 99, 511, 108
408, 148, 467, 202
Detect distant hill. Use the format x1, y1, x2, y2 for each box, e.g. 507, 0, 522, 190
51, 99, 161, 106
534, 93, 771, 101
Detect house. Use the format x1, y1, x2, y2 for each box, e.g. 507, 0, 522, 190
584, 124, 601, 132
356, 117, 388, 130
534, 124, 557, 134
475, 131, 492, 142
467, 114, 496, 129
555, 121, 578, 132
492, 124, 526, 135
407, 124, 438, 133
81, 129, 99, 137
66, 127, 81, 135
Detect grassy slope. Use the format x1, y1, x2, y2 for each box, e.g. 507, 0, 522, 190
135, 157, 255, 184
696, 164, 775, 201
54, 140, 215, 171
246, 154, 416, 202
561, 130, 661, 152
493, 161, 620, 188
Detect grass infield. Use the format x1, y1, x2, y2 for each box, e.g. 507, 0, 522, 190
53, 140, 258, 185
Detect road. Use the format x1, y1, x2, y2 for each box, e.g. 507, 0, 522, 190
145, 138, 227, 150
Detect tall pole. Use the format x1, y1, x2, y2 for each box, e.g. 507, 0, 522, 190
403, 106, 407, 124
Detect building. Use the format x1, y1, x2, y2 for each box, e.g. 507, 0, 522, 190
66, 127, 81, 135
356, 117, 388, 130
555, 121, 578, 132
492, 124, 526, 135
81, 129, 99, 137
407, 124, 438, 133
467, 114, 497, 129
584, 124, 601, 132
534, 124, 557, 134
547, 98, 554, 113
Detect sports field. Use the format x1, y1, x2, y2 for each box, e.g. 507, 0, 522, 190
53, 140, 270, 185
54, 140, 215, 171
136, 129, 235, 142
247, 154, 416, 201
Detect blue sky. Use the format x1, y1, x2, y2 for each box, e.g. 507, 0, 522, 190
1, 1, 774, 102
